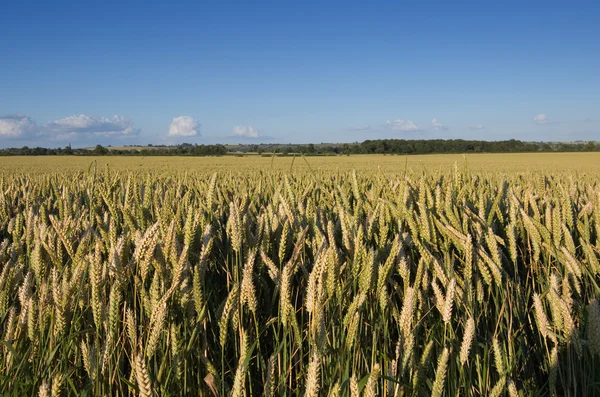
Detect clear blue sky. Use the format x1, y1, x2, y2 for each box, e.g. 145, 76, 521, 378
1, 1, 598, 147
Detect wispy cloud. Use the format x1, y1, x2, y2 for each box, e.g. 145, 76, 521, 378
233, 125, 261, 138
0, 114, 38, 138
168, 116, 200, 137
469, 124, 484, 130
533, 113, 558, 125
45, 114, 140, 139
431, 118, 448, 131
385, 119, 422, 132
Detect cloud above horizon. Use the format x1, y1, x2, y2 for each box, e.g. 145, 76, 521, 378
431, 118, 448, 131
45, 114, 140, 139
385, 119, 421, 132
0, 114, 38, 138
233, 125, 261, 138
168, 116, 200, 137
533, 113, 557, 125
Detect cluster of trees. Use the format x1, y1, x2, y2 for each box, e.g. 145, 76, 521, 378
0, 146, 75, 156
0, 139, 597, 156
241, 139, 599, 155
167, 144, 228, 156
354, 139, 598, 154
243, 143, 331, 155
0, 144, 228, 156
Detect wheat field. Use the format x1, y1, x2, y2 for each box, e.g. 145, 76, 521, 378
0, 154, 599, 396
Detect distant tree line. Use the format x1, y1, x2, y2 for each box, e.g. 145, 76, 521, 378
242, 139, 599, 155
352, 139, 599, 154
0, 139, 597, 156
0, 144, 228, 156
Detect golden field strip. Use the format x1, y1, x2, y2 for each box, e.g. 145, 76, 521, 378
1, 152, 599, 174
0, 153, 599, 395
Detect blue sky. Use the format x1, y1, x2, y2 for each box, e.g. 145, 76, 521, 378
1, 1, 598, 147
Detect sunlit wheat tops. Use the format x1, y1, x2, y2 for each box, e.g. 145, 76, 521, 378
0, 156, 599, 395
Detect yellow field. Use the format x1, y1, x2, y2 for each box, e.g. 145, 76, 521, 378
0, 152, 599, 176
0, 152, 599, 395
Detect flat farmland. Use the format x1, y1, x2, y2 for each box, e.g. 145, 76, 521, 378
1, 152, 599, 175
0, 152, 599, 395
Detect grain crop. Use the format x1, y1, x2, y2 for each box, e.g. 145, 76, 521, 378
0, 153, 599, 395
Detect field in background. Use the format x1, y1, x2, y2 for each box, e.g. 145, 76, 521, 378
0, 152, 599, 395
1, 152, 599, 175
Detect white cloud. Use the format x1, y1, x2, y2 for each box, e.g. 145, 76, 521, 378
469, 124, 485, 130
431, 118, 448, 131
233, 125, 261, 138
0, 114, 38, 138
385, 119, 421, 132
533, 113, 553, 125
45, 114, 139, 139
168, 116, 200, 137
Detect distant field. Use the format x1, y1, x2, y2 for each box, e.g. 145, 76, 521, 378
1, 152, 599, 175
